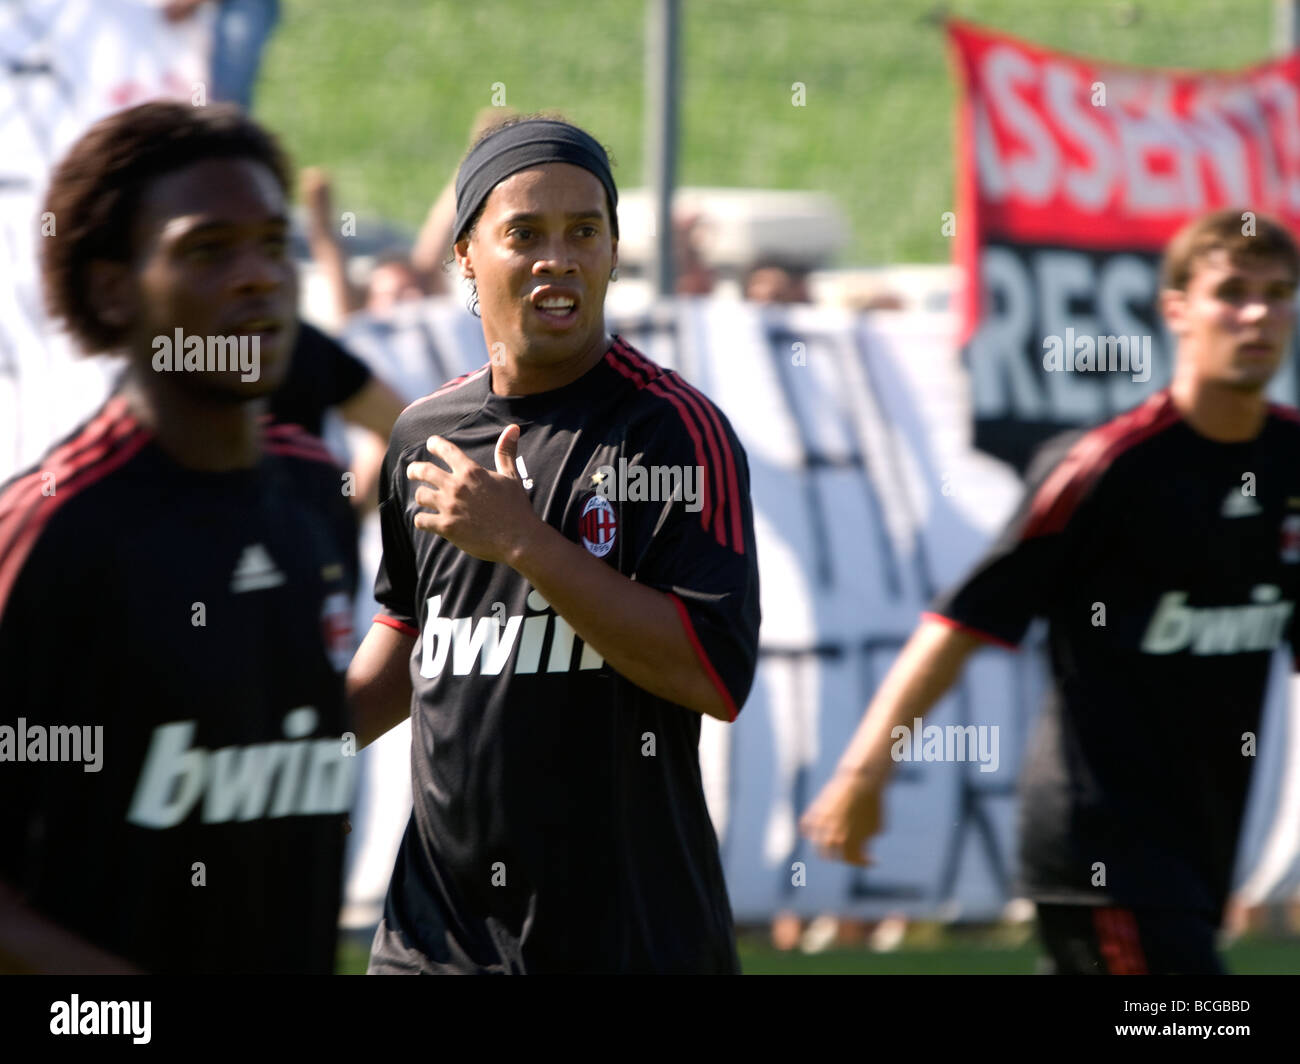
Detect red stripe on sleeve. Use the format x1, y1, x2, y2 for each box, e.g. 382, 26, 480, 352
921, 611, 1019, 651
0, 396, 133, 521
1022, 392, 1179, 540
0, 426, 151, 623
613, 338, 741, 552
623, 356, 726, 537
1268, 402, 1300, 425
265, 442, 341, 466
604, 350, 717, 542
606, 340, 746, 554
373, 613, 419, 639
402, 364, 492, 413
263, 422, 314, 437
1094, 907, 1147, 976
660, 369, 744, 554
646, 380, 726, 543
668, 592, 739, 722
263, 422, 337, 462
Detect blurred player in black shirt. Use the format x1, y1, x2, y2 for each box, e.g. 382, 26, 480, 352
271, 319, 405, 511
271, 320, 373, 437
802, 208, 1300, 974
347, 115, 761, 973
0, 102, 358, 973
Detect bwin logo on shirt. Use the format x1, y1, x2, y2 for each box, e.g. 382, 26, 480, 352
127, 707, 356, 828
1140, 585, 1295, 655
421, 589, 604, 678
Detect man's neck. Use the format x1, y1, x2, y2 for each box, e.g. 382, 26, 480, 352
490, 331, 611, 397
1169, 372, 1267, 443
122, 369, 263, 470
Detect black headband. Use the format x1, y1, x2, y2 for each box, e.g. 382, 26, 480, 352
453, 119, 619, 244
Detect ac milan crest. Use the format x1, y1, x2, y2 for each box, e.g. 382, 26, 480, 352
580, 494, 617, 558
320, 591, 355, 671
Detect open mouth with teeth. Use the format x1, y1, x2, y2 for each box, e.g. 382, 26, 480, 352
532, 295, 579, 324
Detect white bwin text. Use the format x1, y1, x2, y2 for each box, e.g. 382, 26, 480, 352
421, 588, 604, 678
127, 707, 356, 828
1141, 585, 1294, 655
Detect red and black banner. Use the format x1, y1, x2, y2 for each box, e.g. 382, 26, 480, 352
949, 20, 1300, 471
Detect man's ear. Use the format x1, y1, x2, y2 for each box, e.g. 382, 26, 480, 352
87, 259, 137, 335
453, 237, 473, 279
610, 238, 618, 275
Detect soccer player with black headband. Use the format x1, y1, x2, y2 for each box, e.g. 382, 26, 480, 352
0, 101, 358, 974
802, 208, 1300, 975
347, 115, 760, 974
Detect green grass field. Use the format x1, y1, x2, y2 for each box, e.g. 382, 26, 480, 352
259, 0, 1274, 268
333, 928, 1300, 974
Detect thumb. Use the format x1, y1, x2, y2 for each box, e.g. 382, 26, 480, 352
495, 424, 521, 478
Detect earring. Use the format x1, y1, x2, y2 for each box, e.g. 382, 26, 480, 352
610, 267, 619, 282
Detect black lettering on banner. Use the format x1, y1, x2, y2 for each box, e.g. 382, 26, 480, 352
967, 241, 1300, 471
756, 647, 843, 898
850, 323, 940, 602
767, 323, 902, 595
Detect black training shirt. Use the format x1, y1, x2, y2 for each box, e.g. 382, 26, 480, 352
368, 335, 760, 973
269, 320, 372, 437
930, 389, 1300, 916
0, 397, 359, 973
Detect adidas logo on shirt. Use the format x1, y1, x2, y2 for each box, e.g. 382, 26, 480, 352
230, 543, 286, 593
1221, 488, 1262, 518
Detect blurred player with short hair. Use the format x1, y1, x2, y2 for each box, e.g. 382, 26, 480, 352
347, 115, 760, 973
0, 101, 358, 973
802, 207, 1300, 974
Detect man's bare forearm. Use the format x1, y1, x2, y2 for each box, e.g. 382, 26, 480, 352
833, 617, 983, 780
410, 181, 457, 293
346, 622, 416, 747
509, 521, 731, 720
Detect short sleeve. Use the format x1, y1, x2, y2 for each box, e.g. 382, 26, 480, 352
270, 322, 373, 435
928, 430, 1091, 648
318, 327, 373, 407
627, 400, 761, 720
372, 441, 419, 636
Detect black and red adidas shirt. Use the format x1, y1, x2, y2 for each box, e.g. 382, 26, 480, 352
368, 335, 760, 973
930, 388, 1300, 917
0, 396, 358, 973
